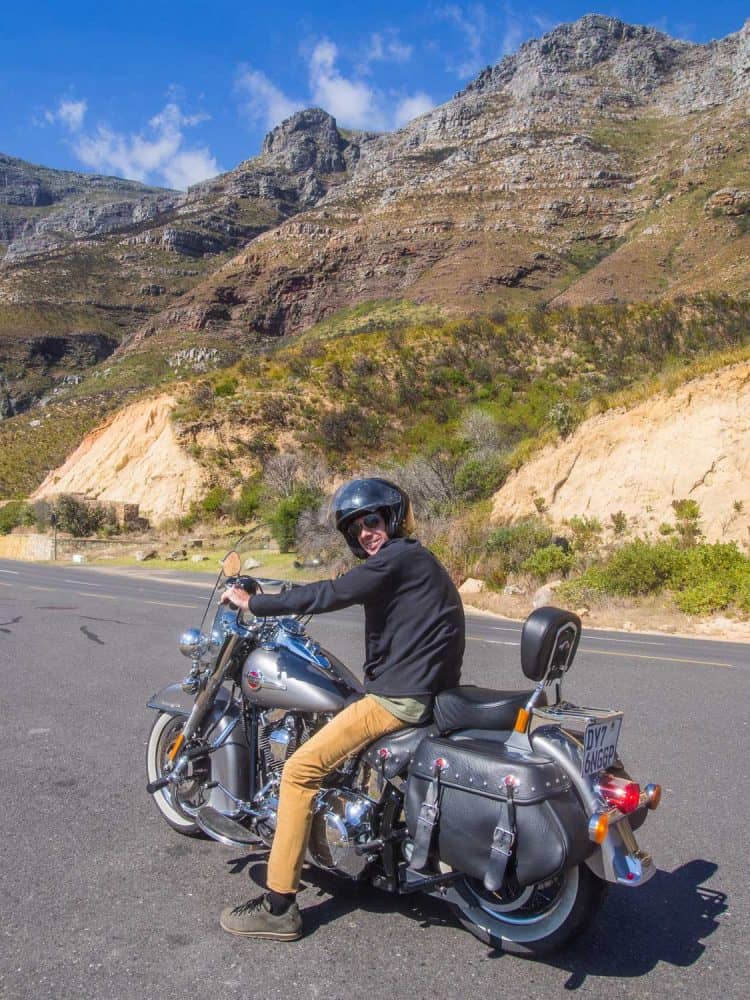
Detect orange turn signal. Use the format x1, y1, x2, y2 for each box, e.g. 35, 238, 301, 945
513, 708, 530, 733
588, 812, 610, 844
645, 783, 662, 810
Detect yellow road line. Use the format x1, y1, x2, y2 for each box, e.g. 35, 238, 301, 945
468, 635, 733, 669
580, 647, 733, 669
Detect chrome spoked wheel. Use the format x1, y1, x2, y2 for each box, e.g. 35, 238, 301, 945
146, 713, 209, 835
448, 864, 606, 957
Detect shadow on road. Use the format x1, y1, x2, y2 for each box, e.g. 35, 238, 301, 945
226, 854, 460, 934
226, 855, 725, 979
549, 859, 726, 987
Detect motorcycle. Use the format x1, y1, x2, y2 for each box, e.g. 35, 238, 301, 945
146, 536, 661, 956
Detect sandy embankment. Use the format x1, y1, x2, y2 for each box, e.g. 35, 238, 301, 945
32, 395, 206, 524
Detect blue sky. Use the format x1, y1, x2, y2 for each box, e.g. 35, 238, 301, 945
2, 1, 747, 190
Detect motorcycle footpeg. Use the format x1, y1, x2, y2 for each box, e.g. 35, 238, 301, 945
146, 776, 171, 794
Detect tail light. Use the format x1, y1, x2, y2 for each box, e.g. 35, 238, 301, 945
597, 774, 641, 814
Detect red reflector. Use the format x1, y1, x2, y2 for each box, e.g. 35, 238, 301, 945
597, 775, 641, 814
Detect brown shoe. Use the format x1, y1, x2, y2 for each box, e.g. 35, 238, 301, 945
219, 894, 302, 941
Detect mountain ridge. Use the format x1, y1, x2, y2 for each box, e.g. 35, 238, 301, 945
1, 14, 750, 511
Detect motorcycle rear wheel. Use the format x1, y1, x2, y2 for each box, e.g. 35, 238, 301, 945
146, 712, 208, 836
449, 864, 606, 957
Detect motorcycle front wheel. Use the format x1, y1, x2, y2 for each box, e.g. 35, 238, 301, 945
146, 712, 209, 836
448, 864, 606, 957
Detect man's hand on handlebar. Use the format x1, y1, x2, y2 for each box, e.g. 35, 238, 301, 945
220, 581, 256, 612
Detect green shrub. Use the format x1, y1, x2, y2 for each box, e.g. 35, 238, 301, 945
233, 477, 263, 523
735, 573, 750, 614
0, 500, 35, 535
556, 566, 609, 605
610, 511, 628, 536
547, 401, 580, 438
201, 486, 230, 517
671, 498, 702, 546
486, 519, 553, 562
214, 377, 238, 397
53, 495, 108, 537
675, 580, 734, 616
454, 454, 508, 502
483, 518, 555, 582
521, 544, 575, 580
600, 540, 680, 595
568, 515, 603, 554
269, 487, 322, 553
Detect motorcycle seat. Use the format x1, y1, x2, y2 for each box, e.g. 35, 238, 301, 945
434, 685, 547, 734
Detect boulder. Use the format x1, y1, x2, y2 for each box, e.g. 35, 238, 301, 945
135, 548, 158, 561
532, 580, 562, 608
243, 557, 262, 570
459, 577, 485, 596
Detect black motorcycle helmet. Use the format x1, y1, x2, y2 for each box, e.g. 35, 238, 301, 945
332, 477, 415, 558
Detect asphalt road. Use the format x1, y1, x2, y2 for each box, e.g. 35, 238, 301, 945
0, 558, 748, 999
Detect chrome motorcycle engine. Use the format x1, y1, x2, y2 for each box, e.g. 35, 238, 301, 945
307, 788, 376, 878
253, 709, 376, 877
259, 710, 301, 776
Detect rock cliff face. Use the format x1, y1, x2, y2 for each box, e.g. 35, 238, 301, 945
490, 362, 750, 545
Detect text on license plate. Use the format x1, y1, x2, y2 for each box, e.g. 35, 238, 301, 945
582, 718, 622, 777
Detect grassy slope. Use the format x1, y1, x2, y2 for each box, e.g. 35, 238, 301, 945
3, 293, 750, 500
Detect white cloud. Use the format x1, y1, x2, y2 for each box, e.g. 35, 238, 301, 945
364, 31, 414, 68
309, 38, 386, 130
235, 66, 302, 130
233, 35, 435, 137
438, 3, 488, 77
72, 101, 221, 190
44, 98, 88, 132
393, 92, 435, 127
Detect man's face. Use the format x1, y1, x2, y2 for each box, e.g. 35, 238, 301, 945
349, 511, 389, 556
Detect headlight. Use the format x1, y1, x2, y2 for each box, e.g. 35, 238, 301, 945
179, 627, 209, 659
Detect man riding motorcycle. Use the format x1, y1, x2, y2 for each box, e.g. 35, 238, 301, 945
218, 477, 465, 941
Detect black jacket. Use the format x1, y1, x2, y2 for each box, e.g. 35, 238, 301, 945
249, 538, 464, 697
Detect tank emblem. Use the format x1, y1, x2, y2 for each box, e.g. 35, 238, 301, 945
245, 669, 263, 691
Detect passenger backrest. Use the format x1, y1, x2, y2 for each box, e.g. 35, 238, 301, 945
520, 606, 581, 682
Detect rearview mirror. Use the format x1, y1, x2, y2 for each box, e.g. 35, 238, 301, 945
221, 550, 242, 578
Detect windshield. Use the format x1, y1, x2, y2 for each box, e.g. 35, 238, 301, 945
197, 532, 290, 638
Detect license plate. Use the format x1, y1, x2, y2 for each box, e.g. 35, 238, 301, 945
582, 717, 622, 777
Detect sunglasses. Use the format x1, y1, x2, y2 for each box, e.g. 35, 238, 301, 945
346, 512, 385, 541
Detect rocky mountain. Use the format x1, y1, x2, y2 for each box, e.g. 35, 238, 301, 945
0, 109, 367, 413
120, 14, 750, 353
1, 14, 750, 505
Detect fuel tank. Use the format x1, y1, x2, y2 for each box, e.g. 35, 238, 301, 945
241, 619, 363, 712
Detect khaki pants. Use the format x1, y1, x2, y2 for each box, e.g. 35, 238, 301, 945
266, 694, 405, 894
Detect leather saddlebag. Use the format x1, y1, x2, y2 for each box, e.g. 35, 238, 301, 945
405, 736, 592, 888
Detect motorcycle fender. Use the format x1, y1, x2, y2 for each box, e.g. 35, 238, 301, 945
147, 681, 227, 717
531, 727, 656, 888
585, 816, 656, 887
148, 682, 251, 815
